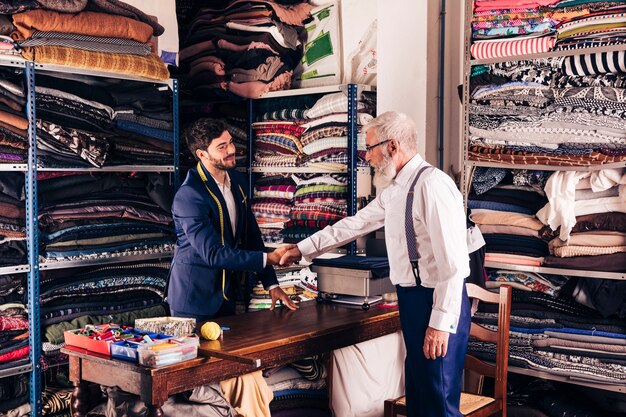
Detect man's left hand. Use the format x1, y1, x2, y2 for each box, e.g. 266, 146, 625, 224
269, 286, 299, 311
423, 327, 450, 360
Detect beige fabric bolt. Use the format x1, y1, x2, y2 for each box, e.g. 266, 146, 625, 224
220, 371, 273, 417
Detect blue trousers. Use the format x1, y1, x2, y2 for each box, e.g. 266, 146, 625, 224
396, 284, 471, 417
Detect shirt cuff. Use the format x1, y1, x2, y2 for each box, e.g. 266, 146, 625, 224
266, 284, 279, 291
262, 252, 267, 268
297, 239, 316, 262
428, 310, 460, 334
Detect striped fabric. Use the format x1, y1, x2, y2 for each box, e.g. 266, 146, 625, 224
471, 36, 556, 59
18, 31, 152, 56
562, 50, 626, 76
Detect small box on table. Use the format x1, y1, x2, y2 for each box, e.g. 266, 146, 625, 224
134, 316, 196, 337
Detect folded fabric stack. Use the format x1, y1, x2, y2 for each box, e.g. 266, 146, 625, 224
0, 302, 29, 375
470, 0, 562, 60
249, 265, 318, 311
283, 173, 348, 243
0, 373, 29, 416
179, 0, 314, 99
471, 167, 626, 272
37, 261, 169, 364
3, 0, 168, 80
469, 168, 551, 262
264, 364, 330, 417
471, 288, 626, 386
470, 1, 626, 60
0, 69, 28, 163
33, 73, 174, 168
37, 172, 174, 263
536, 168, 626, 271
469, 61, 626, 166
253, 174, 295, 244
253, 91, 375, 170
0, 173, 27, 267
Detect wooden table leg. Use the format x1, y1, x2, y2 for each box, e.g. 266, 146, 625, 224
71, 381, 92, 417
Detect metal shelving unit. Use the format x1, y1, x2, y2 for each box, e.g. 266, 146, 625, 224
248, 83, 374, 255
0, 363, 33, 379
463, 0, 626, 396
258, 84, 375, 99
250, 166, 370, 174
0, 164, 28, 171
0, 265, 30, 275
0, 56, 179, 417
36, 165, 175, 172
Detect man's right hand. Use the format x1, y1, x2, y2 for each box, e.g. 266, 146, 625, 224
267, 244, 297, 265
280, 246, 302, 266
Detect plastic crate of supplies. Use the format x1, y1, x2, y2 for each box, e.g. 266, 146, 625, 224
137, 336, 200, 367
110, 332, 172, 363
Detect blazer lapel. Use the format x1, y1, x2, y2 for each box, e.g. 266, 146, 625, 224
198, 164, 235, 244
229, 172, 247, 245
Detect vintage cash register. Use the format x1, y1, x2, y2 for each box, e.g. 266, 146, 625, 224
310, 255, 395, 310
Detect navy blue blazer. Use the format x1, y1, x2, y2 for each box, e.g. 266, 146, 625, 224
167, 164, 277, 316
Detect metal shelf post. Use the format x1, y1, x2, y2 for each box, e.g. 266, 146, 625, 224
347, 84, 358, 255
25, 61, 41, 417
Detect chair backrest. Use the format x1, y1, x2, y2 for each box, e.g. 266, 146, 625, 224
465, 283, 512, 407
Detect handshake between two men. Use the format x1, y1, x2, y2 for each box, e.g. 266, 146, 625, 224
266, 243, 303, 267
262, 244, 307, 311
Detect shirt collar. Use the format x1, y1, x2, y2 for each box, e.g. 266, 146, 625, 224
211, 171, 231, 189
393, 154, 425, 187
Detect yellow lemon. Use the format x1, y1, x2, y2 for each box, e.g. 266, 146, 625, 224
200, 321, 221, 340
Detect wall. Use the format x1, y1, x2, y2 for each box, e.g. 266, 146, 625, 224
377, 1, 430, 159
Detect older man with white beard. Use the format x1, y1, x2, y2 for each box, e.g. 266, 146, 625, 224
279, 111, 473, 417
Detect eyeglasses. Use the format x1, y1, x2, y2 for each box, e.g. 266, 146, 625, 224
365, 139, 391, 153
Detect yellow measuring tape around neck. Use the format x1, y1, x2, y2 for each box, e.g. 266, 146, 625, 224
196, 162, 246, 301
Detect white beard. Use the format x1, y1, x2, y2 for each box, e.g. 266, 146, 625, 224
372, 155, 396, 190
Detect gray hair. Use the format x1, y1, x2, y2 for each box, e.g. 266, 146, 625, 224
363, 111, 418, 154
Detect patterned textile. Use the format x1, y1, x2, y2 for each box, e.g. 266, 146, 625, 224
293, 184, 347, 198
254, 124, 306, 138
256, 134, 303, 155
304, 92, 365, 119
114, 113, 173, 130
471, 36, 556, 60
471, 167, 508, 194
42, 387, 72, 416
252, 153, 301, 167
562, 50, 626, 76
292, 202, 347, 216
260, 108, 307, 121
553, 245, 626, 257
251, 202, 291, 216
487, 270, 559, 296
290, 210, 344, 222
18, 31, 152, 55
285, 219, 332, 228
0, 315, 28, 331
36, 120, 109, 167
20, 46, 169, 81
300, 126, 348, 147
469, 145, 626, 165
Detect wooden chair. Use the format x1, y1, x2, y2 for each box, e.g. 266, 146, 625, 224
384, 283, 512, 417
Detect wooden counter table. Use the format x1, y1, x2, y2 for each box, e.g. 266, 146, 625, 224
62, 301, 400, 417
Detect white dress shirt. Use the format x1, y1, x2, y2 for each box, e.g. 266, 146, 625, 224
298, 154, 470, 333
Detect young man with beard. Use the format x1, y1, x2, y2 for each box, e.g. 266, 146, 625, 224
167, 118, 298, 321
279, 111, 473, 417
